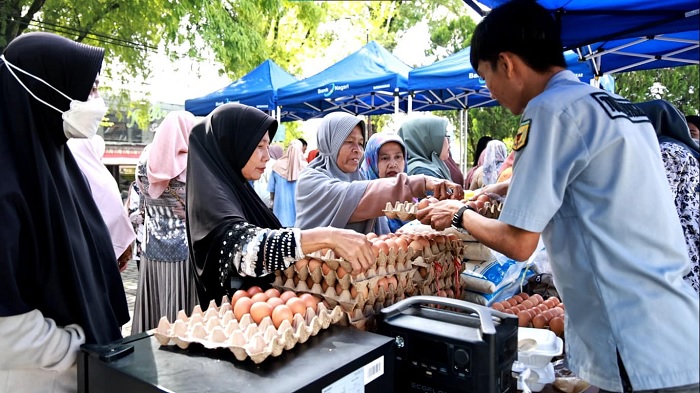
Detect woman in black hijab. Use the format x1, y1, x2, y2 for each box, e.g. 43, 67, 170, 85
187, 103, 375, 305
0, 32, 129, 390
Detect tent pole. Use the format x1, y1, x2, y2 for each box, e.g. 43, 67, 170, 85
408, 94, 413, 113
394, 88, 399, 114
462, 109, 469, 176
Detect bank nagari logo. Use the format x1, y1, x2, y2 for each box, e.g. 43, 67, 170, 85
317, 83, 350, 98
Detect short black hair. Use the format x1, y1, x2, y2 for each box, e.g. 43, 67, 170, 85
297, 138, 308, 147
470, 0, 565, 73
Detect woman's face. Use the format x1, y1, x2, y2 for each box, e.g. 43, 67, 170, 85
241, 131, 270, 181
336, 125, 365, 173
89, 75, 101, 100
439, 135, 450, 160
377, 142, 405, 178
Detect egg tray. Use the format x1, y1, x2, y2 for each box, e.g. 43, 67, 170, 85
383, 201, 418, 221
479, 200, 503, 219
273, 271, 413, 313
342, 298, 403, 331
153, 297, 345, 364
290, 255, 414, 286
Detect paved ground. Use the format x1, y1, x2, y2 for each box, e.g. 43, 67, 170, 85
120, 260, 138, 337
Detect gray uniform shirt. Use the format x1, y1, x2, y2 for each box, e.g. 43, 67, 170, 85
500, 70, 699, 391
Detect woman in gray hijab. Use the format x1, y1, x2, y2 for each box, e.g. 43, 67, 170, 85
399, 115, 453, 180
295, 112, 463, 234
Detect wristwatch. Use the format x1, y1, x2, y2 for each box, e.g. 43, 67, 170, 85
452, 205, 475, 229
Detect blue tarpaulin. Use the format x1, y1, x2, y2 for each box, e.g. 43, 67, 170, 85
184, 59, 298, 116
277, 41, 413, 121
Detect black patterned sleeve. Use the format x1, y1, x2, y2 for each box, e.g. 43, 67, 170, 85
218, 223, 303, 288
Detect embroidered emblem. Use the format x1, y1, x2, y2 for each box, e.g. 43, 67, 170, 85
513, 119, 531, 151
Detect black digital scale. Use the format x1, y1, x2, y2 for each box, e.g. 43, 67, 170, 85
78, 325, 394, 393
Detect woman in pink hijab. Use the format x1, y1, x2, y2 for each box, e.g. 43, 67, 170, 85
132, 111, 198, 334
267, 140, 307, 226
67, 135, 136, 271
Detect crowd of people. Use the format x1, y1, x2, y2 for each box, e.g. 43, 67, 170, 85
1, 3, 699, 390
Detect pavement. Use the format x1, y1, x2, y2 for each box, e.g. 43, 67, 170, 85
120, 260, 138, 337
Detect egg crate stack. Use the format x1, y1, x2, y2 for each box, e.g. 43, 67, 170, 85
382, 201, 418, 221
153, 297, 345, 364
273, 243, 415, 331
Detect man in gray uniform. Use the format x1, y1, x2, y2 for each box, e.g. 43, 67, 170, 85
417, 1, 699, 392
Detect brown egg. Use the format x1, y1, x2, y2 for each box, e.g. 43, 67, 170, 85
549, 316, 565, 337
336, 266, 347, 279
366, 233, 378, 241
321, 281, 330, 292
384, 238, 397, 252
506, 298, 519, 307
521, 299, 535, 309
294, 258, 308, 270
395, 237, 409, 252
271, 305, 294, 328
286, 297, 307, 318
250, 301, 273, 324
375, 240, 389, 256
308, 259, 322, 272
299, 293, 319, 310
532, 314, 547, 329
230, 289, 249, 306
335, 282, 344, 296
517, 310, 532, 327
265, 288, 281, 299
492, 302, 505, 312
417, 198, 431, 209
322, 263, 333, 276
247, 286, 264, 296
350, 286, 358, 298
266, 297, 285, 309
250, 292, 269, 303
279, 291, 297, 303
386, 276, 398, 291
512, 295, 524, 304
305, 276, 315, 289
517, 292, 530, 300
476, 194, 491, 203
233, 297, 253, 321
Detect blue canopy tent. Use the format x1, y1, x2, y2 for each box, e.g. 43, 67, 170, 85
465, 0, 699, 51
464, 0, 699, 78
277, 41, 414, 121
184, 59, 301, 120
578, 30, 699, 75
407, 48, 594, 112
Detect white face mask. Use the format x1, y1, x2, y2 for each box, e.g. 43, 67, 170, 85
1, 54, 107, 139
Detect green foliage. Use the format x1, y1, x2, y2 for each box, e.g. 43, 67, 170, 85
614, 66, 699, 115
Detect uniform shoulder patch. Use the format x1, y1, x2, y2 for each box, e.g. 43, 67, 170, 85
513, 119, 531, 151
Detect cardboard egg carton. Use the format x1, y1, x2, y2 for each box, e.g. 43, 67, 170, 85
153, 297, 344, 364
383, 201, 418, 221
479, 200, 503, 219
274, 269, 411, 313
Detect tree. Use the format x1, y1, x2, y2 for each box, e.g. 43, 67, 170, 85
614, 66, 699, 115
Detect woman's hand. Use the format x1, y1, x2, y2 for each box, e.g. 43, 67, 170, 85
329, 229, 375, 273
424, 176, 464, 200
300, 227, 375, 274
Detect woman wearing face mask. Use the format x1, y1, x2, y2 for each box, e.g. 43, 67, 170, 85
295, 112, 463, 234
186, 103, 376, 305
0, 33, 129, 391
360, 132, 409, 233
